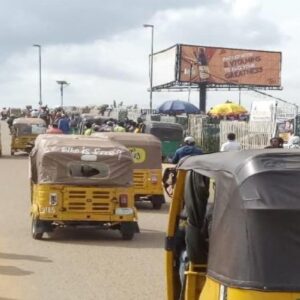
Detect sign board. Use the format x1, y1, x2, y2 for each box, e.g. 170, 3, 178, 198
151, 44, 282, 89
179, 45, 281, 86
250, 101, 276, 122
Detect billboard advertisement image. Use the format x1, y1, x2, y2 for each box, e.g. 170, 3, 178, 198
179, 45, 281, 87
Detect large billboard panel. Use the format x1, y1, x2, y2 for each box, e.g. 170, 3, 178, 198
152, 45, 177, 88
179, 45, 281, 86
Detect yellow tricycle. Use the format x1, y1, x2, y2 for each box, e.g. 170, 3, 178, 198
166, 149, 300, 300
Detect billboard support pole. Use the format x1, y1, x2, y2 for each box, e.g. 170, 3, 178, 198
199, 83, 207, 113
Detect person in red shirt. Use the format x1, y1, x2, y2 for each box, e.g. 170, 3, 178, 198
46, 123, 63, 134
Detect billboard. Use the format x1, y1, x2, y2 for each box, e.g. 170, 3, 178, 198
179, 45, 281, 86
152, 45, 177, 88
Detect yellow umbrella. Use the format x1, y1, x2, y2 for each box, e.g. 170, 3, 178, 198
209, 101, 247, 116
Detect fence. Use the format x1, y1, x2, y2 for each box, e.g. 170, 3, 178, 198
188, 116, 220, 153
188, 115, 275, 152
220, 121, 274, 150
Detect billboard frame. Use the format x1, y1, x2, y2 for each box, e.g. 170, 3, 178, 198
151, 43, 282, 92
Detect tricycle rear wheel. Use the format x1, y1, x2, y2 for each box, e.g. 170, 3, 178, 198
120, 222, 136, 240
31, 218, 44, 240
151, 195, 165, 210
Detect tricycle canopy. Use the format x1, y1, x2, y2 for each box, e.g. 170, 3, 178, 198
92, 132, 162, 169
179, 149, 300, 291
30, 134, 133, 187
144, 121, 183, 141
12, 117, 46, 135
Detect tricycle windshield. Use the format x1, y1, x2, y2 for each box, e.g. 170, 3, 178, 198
15, 124, 46, 136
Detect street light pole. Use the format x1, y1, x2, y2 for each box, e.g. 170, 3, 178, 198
33, 44, 42, 106
143, 24, 154, 112
56, 81, 69, 107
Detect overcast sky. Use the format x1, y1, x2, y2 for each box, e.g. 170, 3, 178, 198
1, 0, 299, 110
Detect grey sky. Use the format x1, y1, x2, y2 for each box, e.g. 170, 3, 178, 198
0, 0, 298, 109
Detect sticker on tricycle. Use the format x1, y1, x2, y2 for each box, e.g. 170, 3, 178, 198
128, 147, 146, 163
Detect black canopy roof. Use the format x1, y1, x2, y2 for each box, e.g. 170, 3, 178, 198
180, 149, 300, 291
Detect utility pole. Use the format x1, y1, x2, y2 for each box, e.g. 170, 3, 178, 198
33, 44, 42, 106
143, 24, 154, 111
56, 81, 69, 107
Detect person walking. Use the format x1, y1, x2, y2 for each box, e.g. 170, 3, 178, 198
172, 136, 203, 164
265, 137, 284, 149
84, 122, 93, 136
220, 133, 241, 152
114, 121, 126, 132
58, 114, 70, 134
286, 135, 300, 149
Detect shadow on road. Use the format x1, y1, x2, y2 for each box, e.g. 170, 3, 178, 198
0, 265, 33, 276
43, 227, 165, 249
0, 298, 18, 300
0, 252, 52, 263
0, 154, 28, 160
135, 201, 170, 215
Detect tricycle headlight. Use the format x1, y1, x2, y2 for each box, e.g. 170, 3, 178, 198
49, 193, 58, 206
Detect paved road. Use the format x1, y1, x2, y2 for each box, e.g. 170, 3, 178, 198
0, 121, 168, 300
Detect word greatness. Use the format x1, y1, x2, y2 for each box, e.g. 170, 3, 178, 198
61, 146, 123, 156
223, 52, 263, 79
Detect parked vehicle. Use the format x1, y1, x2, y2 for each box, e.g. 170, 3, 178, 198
30, 134, 139, 240
92, 132, 165, 209
166, 149, 300, 300
144, 121, 183, 161
11, 117, 46, 155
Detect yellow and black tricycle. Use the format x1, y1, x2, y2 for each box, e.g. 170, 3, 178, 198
11, 117, 46, 155
92, 132, 165, 209
30, 134, 139, 240
166, 149, 300, 300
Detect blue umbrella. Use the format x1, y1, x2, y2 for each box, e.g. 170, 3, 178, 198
157, 100, 200, 114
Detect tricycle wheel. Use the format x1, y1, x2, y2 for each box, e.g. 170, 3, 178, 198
10, 150, 15, 156
31, 218, 44, 240
120, 222, 136, 240
151, 195, 165, 210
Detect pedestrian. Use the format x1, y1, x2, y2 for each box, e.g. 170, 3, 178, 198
265, 137, 284, 149
58, 114, 70, 134
286, 135, 300, 149
172, 136, 203, 164
220, 133, 241, 152
114, 121, 126, 132
84, 122, 93, 136
46, 123, 63, 134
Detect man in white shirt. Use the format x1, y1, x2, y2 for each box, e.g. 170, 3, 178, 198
220, 133, 241, 152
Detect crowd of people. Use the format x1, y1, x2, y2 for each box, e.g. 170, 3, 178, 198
82, 118, 146, 136
3, 105, 300, 155
2, 106, 147, 136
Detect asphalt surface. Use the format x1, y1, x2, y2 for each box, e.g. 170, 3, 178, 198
0, 121, 168, 300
